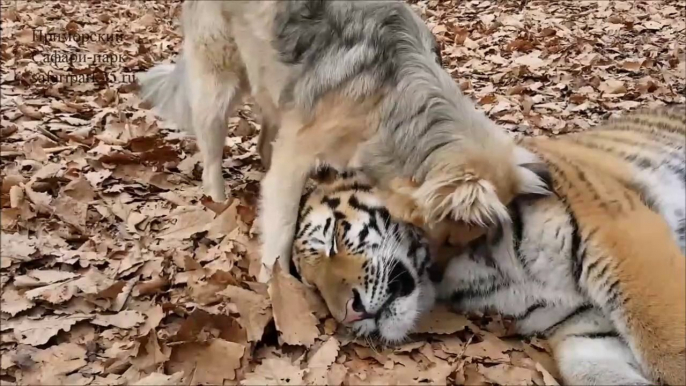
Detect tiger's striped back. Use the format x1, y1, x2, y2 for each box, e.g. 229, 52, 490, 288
518, 106, 686, 385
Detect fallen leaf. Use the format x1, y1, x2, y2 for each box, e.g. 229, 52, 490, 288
598, 79, 627, 94
0, 287, 35, 316
18, 104, 44, 119
477, 363, 537, 385
268, 264, 320, 347
92, 310, 144, 329
308, 337, 340, 368
241, 357, 306, 386
157, 206, 216, 240
131, 372, 184, 386
130, 329, 171, 372
414, 304, 474, 334
514, 51, 546, 70
0, 232, 37, 264
463, 332, 511, 362
167, 339, 245, 384
19, 343, 87, 385
219, 285, 272, 342
8, 314, 91, 345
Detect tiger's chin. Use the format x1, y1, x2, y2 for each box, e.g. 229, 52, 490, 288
350, 284, 436, 345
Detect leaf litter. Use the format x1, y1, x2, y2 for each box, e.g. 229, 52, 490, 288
1, 0, 683, 385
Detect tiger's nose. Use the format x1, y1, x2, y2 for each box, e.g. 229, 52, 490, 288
342, 289, 373, 324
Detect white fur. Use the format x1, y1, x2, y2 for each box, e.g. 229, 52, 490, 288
554, 336, 651, 385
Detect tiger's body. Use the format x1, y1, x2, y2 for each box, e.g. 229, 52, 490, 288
292, 106, 686, 385
439, 106, 686, 385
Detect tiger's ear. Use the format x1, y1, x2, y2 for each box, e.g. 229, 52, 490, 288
309, 163, 341, 184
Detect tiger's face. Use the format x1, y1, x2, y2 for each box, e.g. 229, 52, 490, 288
292, 168, 436, 343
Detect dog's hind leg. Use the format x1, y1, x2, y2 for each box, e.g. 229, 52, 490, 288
256, 113, 279, 170
185, 52, 247, 202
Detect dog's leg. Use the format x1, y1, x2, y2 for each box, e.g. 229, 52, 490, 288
186, 57, 245, 202
257, 116, 316, 282
256, 113, 279, 171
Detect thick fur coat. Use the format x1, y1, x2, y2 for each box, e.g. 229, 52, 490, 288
137, 0, 549, 282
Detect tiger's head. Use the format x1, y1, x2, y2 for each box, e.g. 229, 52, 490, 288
291, 166, 436, 343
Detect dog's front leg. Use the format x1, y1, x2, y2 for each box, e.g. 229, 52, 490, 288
257, 116, 315, 283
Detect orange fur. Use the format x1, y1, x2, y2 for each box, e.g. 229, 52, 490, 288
520, 129, 686, 385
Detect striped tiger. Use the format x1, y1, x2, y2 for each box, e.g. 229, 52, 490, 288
291, 106, 686, 385
438, 105, 686, 385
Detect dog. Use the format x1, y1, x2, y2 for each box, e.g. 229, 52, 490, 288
137, 0, 550, 283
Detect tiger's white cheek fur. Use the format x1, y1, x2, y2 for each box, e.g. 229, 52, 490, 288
377, 284, 436, 343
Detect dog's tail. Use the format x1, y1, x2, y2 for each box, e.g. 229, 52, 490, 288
137, 55, 192, 132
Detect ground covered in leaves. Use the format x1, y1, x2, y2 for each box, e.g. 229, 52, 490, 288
1, 0, 684, 385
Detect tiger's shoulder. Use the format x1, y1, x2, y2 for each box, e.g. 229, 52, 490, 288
518, 105, 685, 241
519, 106, 685, 384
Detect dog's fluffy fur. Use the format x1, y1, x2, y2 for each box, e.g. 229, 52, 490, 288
137, 0, 550, 282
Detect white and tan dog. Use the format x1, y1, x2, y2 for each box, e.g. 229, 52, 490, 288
137, 1, 550, 282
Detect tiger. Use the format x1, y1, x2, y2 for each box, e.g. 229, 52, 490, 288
290, 106, 686, 386
290, 166, 437, 344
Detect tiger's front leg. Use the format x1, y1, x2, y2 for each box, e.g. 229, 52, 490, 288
547, 306, 653, 386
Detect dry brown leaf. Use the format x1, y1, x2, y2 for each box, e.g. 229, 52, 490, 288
166, 339, 245, 384
307, 337, 340, 368
241, 357, 306, 386
139, 305, 164, 336
0, 287, 35, 316
463, 332, 512, 362
62, 177, 96, 202
19, 343, 87, 385
18, 104, 44, 120
305, 337, 341, 385
8, 314, 91, 345
414, 304, 474, 334
268, 263, 320, 347
478, 363, 537, 385
0, 232, 37, 264
27, 269, 78, 284
130, 329, 171, 372
24, 280, 78, 304
514, 51, 546, 69
219, 285, 272, 342
131, 372, 184, 386
92, 310, 145, 329
157, 206, 216, 240
599, 79, 627, 94
535, 362, 561, 386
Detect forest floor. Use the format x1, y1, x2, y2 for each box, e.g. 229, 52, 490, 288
1, 0, 684, 384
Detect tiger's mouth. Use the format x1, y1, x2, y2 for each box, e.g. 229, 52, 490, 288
347, 278, 437, 344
